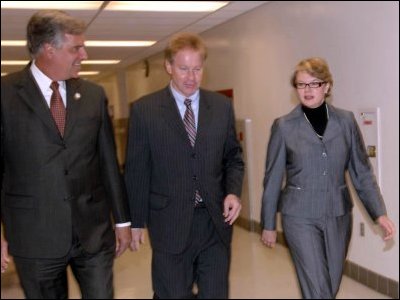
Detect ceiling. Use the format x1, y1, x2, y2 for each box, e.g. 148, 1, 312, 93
1, 1, 267, 80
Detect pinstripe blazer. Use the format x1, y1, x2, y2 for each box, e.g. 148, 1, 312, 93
1, 66, 130, 258
124, 86, 244, 254
261, 104, 386, 230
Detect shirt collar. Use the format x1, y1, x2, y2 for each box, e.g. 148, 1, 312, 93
30, 61, 66, 93
169, 81, 200, 106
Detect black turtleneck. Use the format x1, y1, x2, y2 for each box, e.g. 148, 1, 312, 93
302, 102, 328, 138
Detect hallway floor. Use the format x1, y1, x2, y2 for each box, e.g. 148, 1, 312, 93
1, 226, 390, 299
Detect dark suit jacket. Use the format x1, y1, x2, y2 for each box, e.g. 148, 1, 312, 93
1, 66, 130, 258
124, 86, 244, 254
261, 104, 387, 230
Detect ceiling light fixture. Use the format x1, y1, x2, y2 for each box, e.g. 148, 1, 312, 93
1, 1, 102, 10
78, 71, 100, 76
1, 60, 120, 65
81, 60, 120, 65
2, 40, 156, 47
1, 40, 26, 46
106, 1, 228, 12
85, 41, 156, 47
1, 60, 29, 65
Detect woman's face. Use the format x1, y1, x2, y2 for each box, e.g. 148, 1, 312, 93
295, 71, 330, 108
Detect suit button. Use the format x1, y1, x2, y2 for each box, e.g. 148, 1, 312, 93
322, 152, 327, 157
323, 171, 327, 176
191, 153, 196, 159
64, 170, 69, 175
62, 142, 67, 149
192, 175, 197, 181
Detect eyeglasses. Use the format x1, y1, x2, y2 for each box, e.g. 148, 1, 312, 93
295, 82, 326, 89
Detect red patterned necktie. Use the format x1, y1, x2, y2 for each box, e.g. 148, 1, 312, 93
183, 99, 202, 206
50, 81, 66, 137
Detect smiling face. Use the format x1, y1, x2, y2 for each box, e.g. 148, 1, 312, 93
50, 33, 88, 80
295, 71, 330, 108
37, 33, 88, 81
165, 48, 204, 98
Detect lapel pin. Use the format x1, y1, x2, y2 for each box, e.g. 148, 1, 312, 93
74, 92, 81, 100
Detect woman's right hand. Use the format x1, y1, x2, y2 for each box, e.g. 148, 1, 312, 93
261, 229, 277, 248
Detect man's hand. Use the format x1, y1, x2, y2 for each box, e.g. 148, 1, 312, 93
1, 238, 10, 273
261, 229, 277, 248
130, 228, 145, 251
115, 226, 132, 257
377, 215, 396, 241
223, 194, 242, 225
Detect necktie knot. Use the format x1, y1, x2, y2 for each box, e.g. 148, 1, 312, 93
50, 81, 59, 91
184, 98, 192, 108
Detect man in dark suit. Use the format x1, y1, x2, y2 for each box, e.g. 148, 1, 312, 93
1, 10, 131, 299
124, 32, 244, 299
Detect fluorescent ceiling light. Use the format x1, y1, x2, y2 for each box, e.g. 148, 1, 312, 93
1, 1, 102, 10
1, 1, 228, 11
1, 40, 27, 46
107, 1, 228, 12
1, 60, 29, 65
79, 71, 100, 76
2, 40, 155, 47
85, 41, 156, 47
2, 60, 120, 65
81, 60, 120, 65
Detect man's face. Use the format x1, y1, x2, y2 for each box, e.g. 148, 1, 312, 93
165, 48, 204, 98
50, 33, 88, 80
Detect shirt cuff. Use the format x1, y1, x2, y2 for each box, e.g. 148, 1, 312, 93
115, 222, 131, 227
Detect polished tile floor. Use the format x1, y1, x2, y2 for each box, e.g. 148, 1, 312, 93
1, 226, 389, 299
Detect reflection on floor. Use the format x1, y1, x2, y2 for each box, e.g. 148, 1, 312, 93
1, 226, 390, 299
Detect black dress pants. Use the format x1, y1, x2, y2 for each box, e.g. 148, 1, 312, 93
152, 207, 230, 299
13, 239, 115, 299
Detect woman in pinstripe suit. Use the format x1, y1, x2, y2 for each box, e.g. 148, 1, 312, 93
260, 57, 395, 299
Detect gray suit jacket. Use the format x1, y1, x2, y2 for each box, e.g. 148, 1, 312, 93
124, 86, 244, 254
1, 66, 130, 258
261, 104, 386, 230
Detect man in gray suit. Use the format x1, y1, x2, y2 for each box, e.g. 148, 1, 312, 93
260, 57, 395, 298
1, 10, 131, 299
124, 32, 244, 299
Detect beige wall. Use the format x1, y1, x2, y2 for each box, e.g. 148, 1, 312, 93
97, 1, 399, 280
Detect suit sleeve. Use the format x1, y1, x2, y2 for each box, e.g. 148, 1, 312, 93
347, 112, 386, 220
124, 103, 150, 228
98, 91, 130, 224
223, 103, 244, 197
261, 119, 286, 230
1, 103, 4, 221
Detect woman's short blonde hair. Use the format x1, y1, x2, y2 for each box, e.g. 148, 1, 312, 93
291, 57, 333, 97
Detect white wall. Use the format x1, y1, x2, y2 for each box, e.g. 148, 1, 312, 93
98, 1, 399, 280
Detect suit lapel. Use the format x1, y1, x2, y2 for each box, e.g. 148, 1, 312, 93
195, 90, 212, 149
63, 79, 83, 139
287, 105, 321, 144
322, 105, 342, 142
16, 67, 61, 139
290, 104, 341, 143
160, 87, 191, 146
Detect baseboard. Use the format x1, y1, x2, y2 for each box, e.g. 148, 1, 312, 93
236, 216, 398, 298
